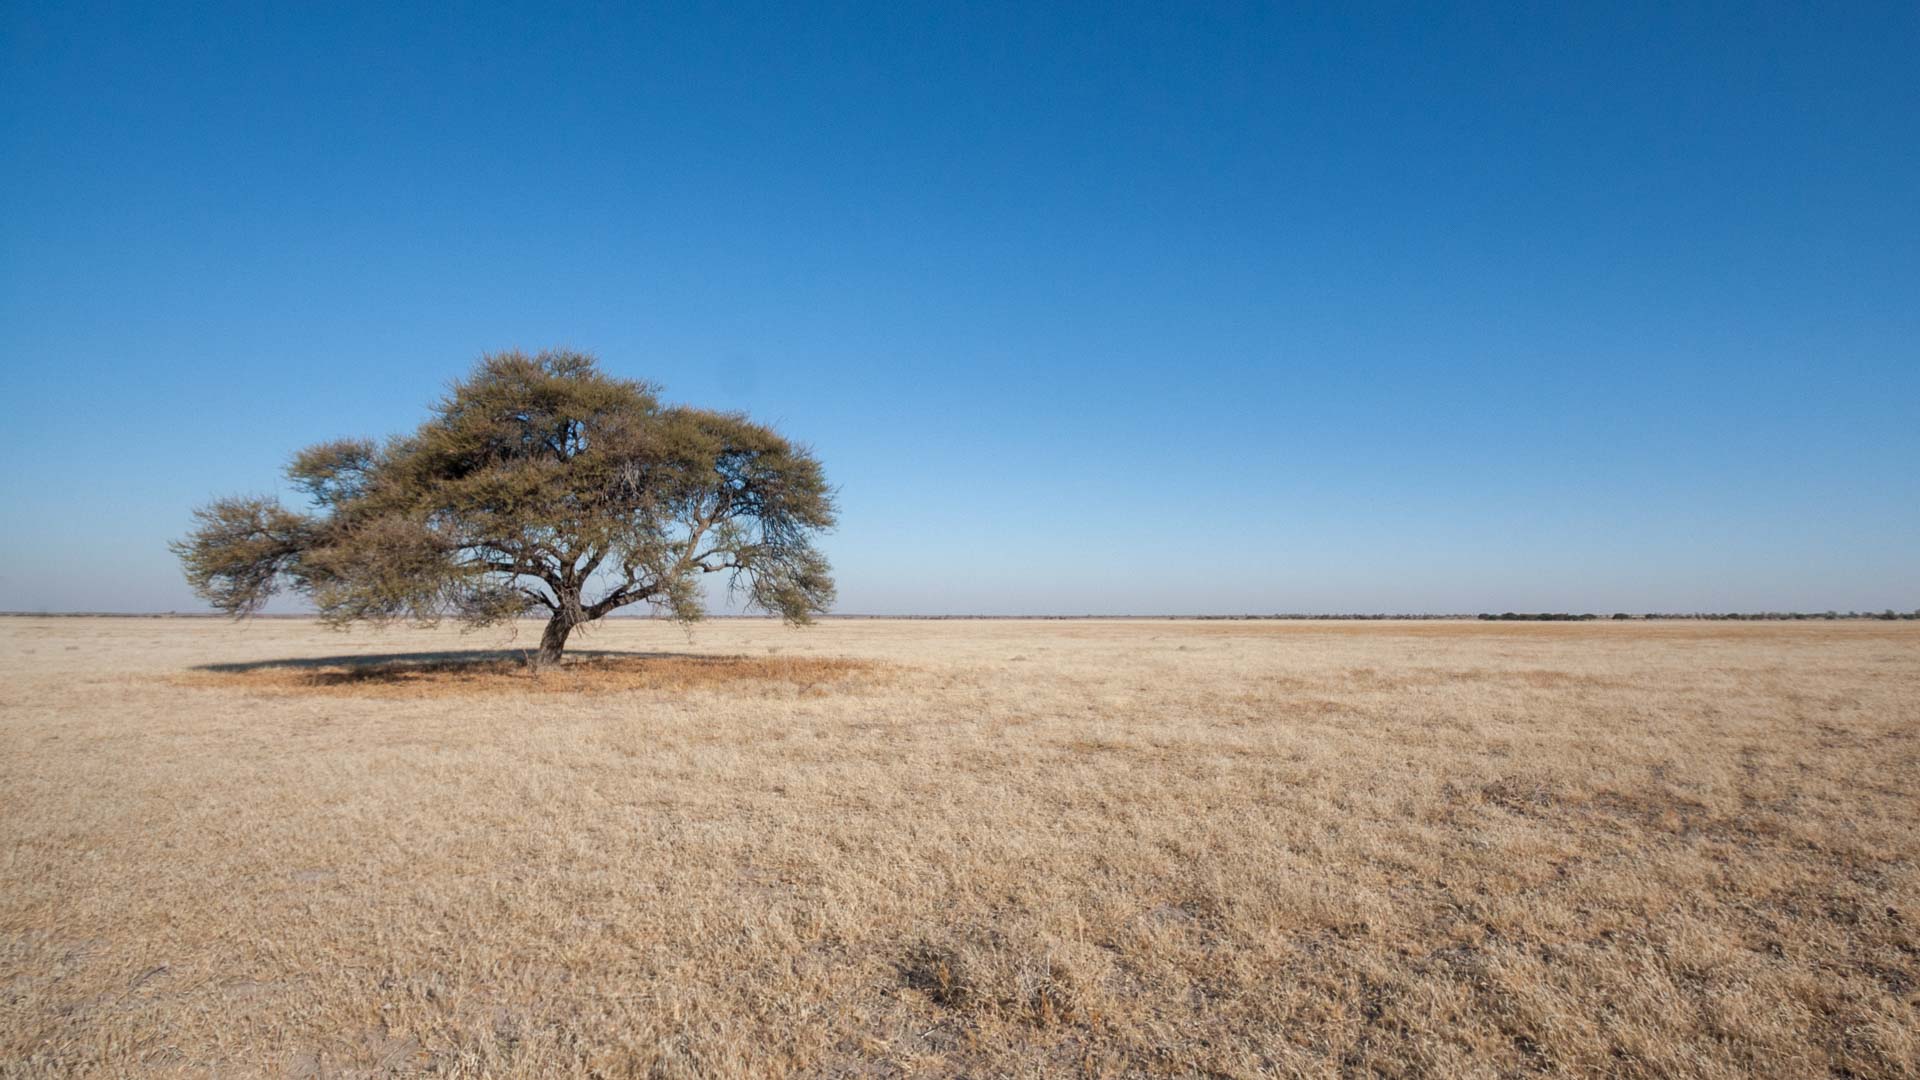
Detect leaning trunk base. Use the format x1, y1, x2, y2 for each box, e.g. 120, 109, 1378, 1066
534, 616, 574, 668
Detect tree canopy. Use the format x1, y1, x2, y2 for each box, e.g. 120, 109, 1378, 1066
173, 350, 836, 663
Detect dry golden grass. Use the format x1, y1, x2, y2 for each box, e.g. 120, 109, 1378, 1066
1, 617, 1916, 1078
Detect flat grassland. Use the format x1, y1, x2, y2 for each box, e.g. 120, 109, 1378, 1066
1, 617, 1915, 1078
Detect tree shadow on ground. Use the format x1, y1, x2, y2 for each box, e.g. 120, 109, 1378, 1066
180, 650, 879, 697
193, 649, 697, 674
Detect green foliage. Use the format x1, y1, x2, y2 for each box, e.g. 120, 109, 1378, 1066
173, 350, 837, 658
170, 497, 316, 617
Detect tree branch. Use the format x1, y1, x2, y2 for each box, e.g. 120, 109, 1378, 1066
586, 577, 659, 619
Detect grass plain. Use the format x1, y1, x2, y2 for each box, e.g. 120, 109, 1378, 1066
1, 616, 1916, 1077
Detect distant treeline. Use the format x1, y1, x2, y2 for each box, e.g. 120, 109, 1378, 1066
1478, 611, 1920, 622
836, 612, 1920, 621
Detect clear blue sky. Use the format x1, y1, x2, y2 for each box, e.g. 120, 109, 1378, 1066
3, 2, 1916, 615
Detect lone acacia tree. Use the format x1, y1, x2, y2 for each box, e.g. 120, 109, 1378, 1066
173, 350, 836, 665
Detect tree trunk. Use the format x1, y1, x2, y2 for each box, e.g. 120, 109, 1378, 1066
535, 614, 573, 668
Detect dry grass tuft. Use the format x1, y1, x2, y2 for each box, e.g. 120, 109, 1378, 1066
172, 651, 884, 698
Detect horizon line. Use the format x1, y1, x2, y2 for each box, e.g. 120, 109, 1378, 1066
4, 611, 1917, 621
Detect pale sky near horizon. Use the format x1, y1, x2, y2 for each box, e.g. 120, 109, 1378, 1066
3, 3, 1917, 615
